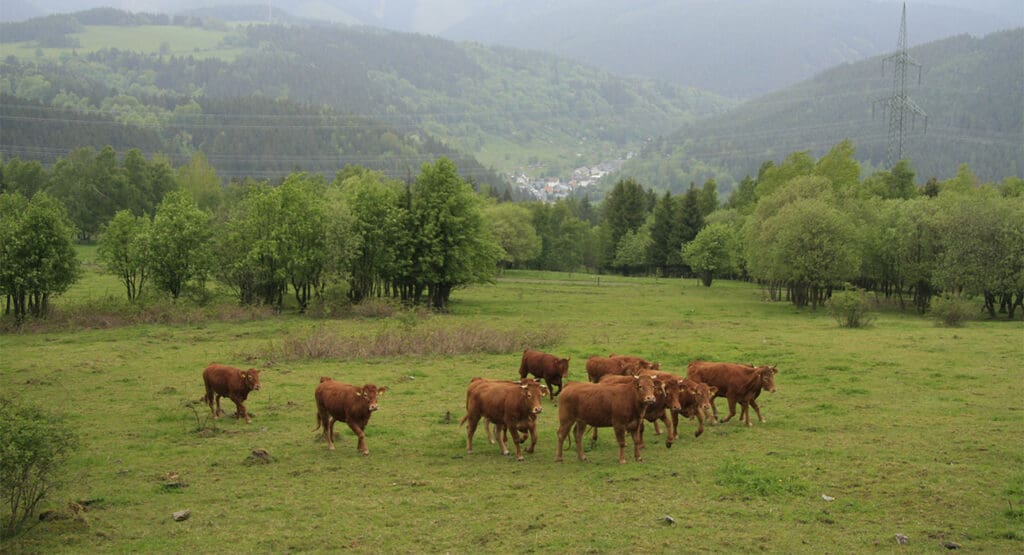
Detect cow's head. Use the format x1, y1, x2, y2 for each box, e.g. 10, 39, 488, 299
358, 384, 387, 411
519, 380, 545, 414
757, 365, 778, 393
557, 358, 570, 377
661, 379, 683, 413
319, 376, 332, 383
243, 369, 262, 391
633, 374, 657, 405
623, 360, 642, 376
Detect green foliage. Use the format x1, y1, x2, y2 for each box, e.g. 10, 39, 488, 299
0, 192, 80, 321
148, 190, 212, 300
528, 201, 592, 272
175, 152, 223, 214
827, 288, 875, 328
96, 210, 151, 303
484, 202, 541, 268
0, 397, 78, 538
929, 293, 977, 327
409, 158, 501, 309
612, 225, 653, 274
601, 178, 651, 267
681, 222, 740, 287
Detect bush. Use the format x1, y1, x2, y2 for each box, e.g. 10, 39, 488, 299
930, 293, 977, 327
828, 288, 875, 328
0, 397, 78, 538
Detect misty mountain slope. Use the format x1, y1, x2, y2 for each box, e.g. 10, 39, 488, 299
442, 0, 1020, 98
614, 28, 1024, 191
0, 10, 733, 180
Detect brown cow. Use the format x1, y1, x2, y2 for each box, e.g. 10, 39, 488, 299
555, 375, 659, 464
672, 378, 717, 437
519, 349, 570, 399
598, 373, 682, 447
609, 354, 661, 371
314, 377, 388, 454
585, 356, 640, 383
686, 360, 778, 426
202, 363, 262, 424
460, 377, 546, 461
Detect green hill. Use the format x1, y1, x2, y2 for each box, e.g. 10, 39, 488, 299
0, 10, 732, 181
615, 28, 1024, 193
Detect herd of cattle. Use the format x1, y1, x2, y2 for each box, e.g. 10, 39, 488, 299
200, 350, 779, 463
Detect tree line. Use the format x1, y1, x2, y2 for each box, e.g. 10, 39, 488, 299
2, 140, 1021, 322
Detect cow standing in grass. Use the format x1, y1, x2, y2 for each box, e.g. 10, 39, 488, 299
686, 361, 777, 426
202, 363, 262, 424
519, 349, 570, 399
555, 375, 659, 464
314, 377, 387, 454
461, 377, 546, 461
585, 356, 640, 383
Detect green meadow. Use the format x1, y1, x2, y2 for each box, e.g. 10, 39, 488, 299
0, 25, 244, 61
1, 262, 1022, 552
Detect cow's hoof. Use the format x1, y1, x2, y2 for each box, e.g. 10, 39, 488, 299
516, 456, 524, 462
555, 457, 563, 463
526, 447, 535, 454
328, 446, 335, 451
361, 452, 370, 456
665, 441, 672, 448
501, 450, 510, 456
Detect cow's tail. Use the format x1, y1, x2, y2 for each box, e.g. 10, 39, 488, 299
458, 414, 468, 427
312, 395, 327, 433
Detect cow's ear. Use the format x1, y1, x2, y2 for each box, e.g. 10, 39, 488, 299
520, 384, 528, 390
356, 391, 363, 398
709, 386, 718, 395
378, 387, 388, 395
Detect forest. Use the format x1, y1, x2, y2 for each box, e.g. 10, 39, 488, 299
2, 139, 1022, 326
0, 8, 727, 184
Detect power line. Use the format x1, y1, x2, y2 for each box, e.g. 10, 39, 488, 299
873, 2, 928, 168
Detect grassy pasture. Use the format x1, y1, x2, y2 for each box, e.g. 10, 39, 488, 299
0, 25, 244, 61
1, 268, 1022, 552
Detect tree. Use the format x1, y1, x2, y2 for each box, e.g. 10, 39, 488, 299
176, 151, 223, 213
698, 179, 718, 218
46, 146, 127, 240
613, 225, 653, 275
1, 158, 47, 198
484, 202, 541, 269
600, 178, 649, 268
814, 139, 861, 194
681, 222, 740, 286
408, 158, 501, 309
336, 168, 400, 302
97, 210, 151, 303
529, 202, 591, 272
149, 190, 212, 300
0, 192, 80, 320
648, 191, 680, 276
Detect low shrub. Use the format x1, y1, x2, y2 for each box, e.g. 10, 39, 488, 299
930, 293, 977, 327
828, 288, 875, 328
0, 397, 78, 538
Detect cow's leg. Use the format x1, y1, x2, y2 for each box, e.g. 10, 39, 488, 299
465, 416, 480, 454
630, 423, 645, 462
507, 421, 524, 461
346, 421, 368, 455
708, 398, 720, 424
496, 422, 511, 456
741, 401, 752, 427
694, 409, 705, 437
573, 422, 588, 461
230, 395, 250, 423
750, 398, 766, 423
653, 419, 663, 435
555, 419, 572, 462
484, 420, 496, 444
214, 394, 224, 418
326, 418, 336, 451
721, 396, 737, 423
526, 422, 537, 454
613, 425, 628, 464
590, 424, 599, 447
661, 414, 675, 447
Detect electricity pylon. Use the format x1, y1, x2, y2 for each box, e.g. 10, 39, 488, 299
874, 2, 928, 168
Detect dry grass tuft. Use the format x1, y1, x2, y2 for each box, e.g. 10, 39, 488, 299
262, 322, 564, 361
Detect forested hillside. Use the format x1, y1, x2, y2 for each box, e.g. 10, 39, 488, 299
0, 9, 730, 181
615, 29, 1024, 192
